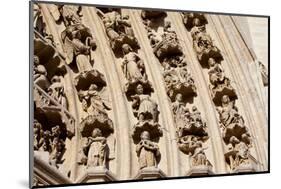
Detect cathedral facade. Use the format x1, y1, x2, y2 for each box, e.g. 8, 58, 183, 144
31, 1, 269, 187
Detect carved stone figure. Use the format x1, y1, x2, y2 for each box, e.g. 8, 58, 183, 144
192, 28, 222, 66
34, 120, 44, 151
191, 141, 211, 167
79, 84, 111, 118
225, 135, 250, 170
97, 9, 138, 51
62, 24, 96, 72
131, 84, 159, 123
33, 55, 50, 91
208, 58, 236, 104
136, 131, 160, 169
58, 5, 82, 26
40, 130, 52, 152
48, 76, 67, 108
217, 95, 243, 128
49, 137, 65, 168
182, 13, 207, 31
163, 63, 196, 101
81, 128, 108, 168
148, 21, 182, 60
122, 44, 147, 84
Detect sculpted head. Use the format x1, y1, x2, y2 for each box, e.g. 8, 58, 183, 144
136, 84, 144, 94
34, 55, 40, 65
208, 58, 216, 67
140, 131, 150, 140
92, 128, 102, 138
175, 93, 183, 102
221, 95, 230, 104
193, 17, 201, 27
89, 84, 98, 91
122, 44, 132, 54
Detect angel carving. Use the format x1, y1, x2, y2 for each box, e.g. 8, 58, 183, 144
61, 24, 96, 72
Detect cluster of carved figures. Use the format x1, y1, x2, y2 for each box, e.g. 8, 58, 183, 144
182, 13, 253, 171
141, 11, 212, 170
97, 8, 163, 170
33, 3, 263, 186
33, 3, 114, 181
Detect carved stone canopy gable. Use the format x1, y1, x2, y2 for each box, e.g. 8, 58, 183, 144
74, 69, 107, 91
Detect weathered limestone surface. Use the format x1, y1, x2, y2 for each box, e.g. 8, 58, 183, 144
31, 2, 268, 187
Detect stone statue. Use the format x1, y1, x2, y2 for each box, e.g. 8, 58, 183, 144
208, 58, 228, 88
63, 25, 96, 72
182, 13, 207, 31
97, 9, 137, 51
58, 5, 82, 26
136, 131, 160, 169
227, 135, 250, 170
49, 137, 65, 168
217, 95, 243, 128
121, 44, 147, 84
82, 128, 108, 168
33, 55, 49, 90
40, 130, 52, 152
79, 84, 111, 117
190, 140, 211, 167
34, 120, 44, 151
131, 84, 159, 123
48, 76, 67, 108
171, 93, 186, 117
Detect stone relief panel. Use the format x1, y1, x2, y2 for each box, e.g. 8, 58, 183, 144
182, 12, 255, 172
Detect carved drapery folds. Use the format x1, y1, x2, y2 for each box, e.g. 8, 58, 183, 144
121, 44, 154, 98
97, 8, 139, 55
141, 11, 211, 172
183, 13, 254, 172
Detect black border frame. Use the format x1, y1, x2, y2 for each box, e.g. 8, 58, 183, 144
29, 0, 270, 188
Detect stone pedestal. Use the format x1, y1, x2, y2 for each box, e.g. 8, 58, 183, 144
233, 163, 257, 173
186, 165, 213, 176
76, 166, 116, 183
134, 167, 166, 180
